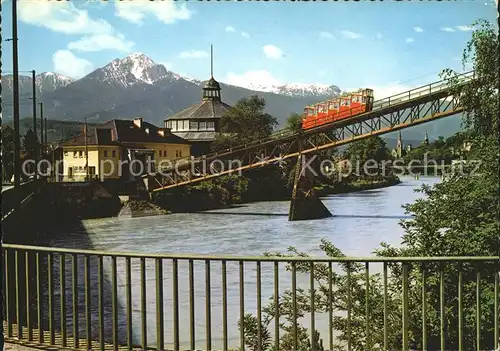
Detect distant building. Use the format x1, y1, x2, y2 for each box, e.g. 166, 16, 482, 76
61, 118, 190, 181
391, 130, 410, 159
164, 46, 233, 156
391, 130, 430, 159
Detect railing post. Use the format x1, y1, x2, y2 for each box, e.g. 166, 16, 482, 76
402, 263, 409, 351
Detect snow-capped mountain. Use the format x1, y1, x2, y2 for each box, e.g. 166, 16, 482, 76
1, 72, 74, 96
80, 53, 340, 98
221, 79, 341, 99
84, 52, 167, 88
262, 82, 341, 98
1, 52, 342, 125
35, 72, 74, 93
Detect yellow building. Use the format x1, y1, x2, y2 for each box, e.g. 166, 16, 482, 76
61, 118, 191, 181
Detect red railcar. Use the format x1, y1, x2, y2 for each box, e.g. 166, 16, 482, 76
301, 89, 374, 130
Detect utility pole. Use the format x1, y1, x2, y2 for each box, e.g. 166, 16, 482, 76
10, 0, 20, 187
32, 69, 38, 172
45, 117, 48, 152
40, 102, 44, 156
45, 117, 48, 176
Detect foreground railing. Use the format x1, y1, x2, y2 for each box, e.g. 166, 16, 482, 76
2, 244, 498, 351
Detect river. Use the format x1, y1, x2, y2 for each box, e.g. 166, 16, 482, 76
42, 176, 439, 349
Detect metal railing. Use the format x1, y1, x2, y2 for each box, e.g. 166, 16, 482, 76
2, 244, 498, 351
157, 71, 474, 173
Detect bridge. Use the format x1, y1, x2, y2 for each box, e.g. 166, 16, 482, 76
144, 71, 473, 220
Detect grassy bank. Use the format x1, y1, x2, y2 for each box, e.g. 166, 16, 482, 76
314, 176, 402, 197
152, 174, 401, 213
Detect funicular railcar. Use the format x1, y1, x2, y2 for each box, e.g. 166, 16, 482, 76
302, 88, 374, 130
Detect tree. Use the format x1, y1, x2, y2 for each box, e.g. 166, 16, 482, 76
1, 126, 15, 182
343, 136, 393, 179
22, 128, 39, 159
239, 20, 499, 351
212, 95, 278, 150
286, 113, 303, 133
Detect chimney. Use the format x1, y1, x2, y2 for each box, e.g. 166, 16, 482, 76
158, 128, 171, 137
111, 128, 117, 141
133, 117, 143, 129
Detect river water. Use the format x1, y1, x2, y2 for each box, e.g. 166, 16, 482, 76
44, 176, 439, 349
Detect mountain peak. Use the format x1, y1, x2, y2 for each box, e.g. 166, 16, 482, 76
122, 52, 155, 65
92, 52, 165, 87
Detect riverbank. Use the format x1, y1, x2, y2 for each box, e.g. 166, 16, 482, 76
314, 176, 402, 197
152, 175, 401, 214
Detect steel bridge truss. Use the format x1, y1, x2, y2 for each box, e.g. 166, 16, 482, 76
147, 81, 466, 192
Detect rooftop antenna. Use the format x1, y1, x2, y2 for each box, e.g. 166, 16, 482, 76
210, 44, 213, 78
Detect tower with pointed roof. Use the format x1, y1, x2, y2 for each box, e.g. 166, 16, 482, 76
396, 130, 403, 158
423, 130, 429, 145
164, 45, 233, 156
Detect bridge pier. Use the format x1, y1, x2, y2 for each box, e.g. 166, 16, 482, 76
288, 154, 332, 221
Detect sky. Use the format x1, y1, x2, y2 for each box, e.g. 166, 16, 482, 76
1, 0, 498, 97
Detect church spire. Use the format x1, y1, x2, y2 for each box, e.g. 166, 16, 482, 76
396, 130, 403, 158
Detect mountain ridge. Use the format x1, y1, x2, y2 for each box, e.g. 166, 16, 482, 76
1, 52, 462, 140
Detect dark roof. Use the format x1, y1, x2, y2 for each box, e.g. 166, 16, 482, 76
112, 120, 188, 144
62, 119, 190, 146
172, 131, 218, 142
167, 100, 233, 120
204, 77, 221, 90
62, 127, 119, 146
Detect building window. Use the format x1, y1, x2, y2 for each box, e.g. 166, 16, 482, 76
207, 121, 215, 130
73, 151, 77, 158
79, 151, 83, 158
163, 150, 167, 157
199, 121, 207, 130
104, 150, 108, 157
190, 121, 198, 130
179, 150, 182, 157
64, 151, 68, 156
159, 150, 162, 157
112, 150, 116, 157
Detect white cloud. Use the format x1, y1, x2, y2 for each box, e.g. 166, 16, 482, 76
376, 33, 383, 39
18, 1, 134, 53
18, 1, 114, 35
225, 70, 282, 90
413, 26, 424, 33
241, 32, 250, 38
52, 50, 94, 78
456, 25, 473, 32
405, 37, 414, 43
263, 45, 285, 59
115, 0, 192, 24
68, 33, 135, 52
441, 27, 456, 32
225, 26, 235, 33
179, 50, 209, 59
319, 31, 335, 39
341, 30, 362, 39
368, 83, 415, 100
